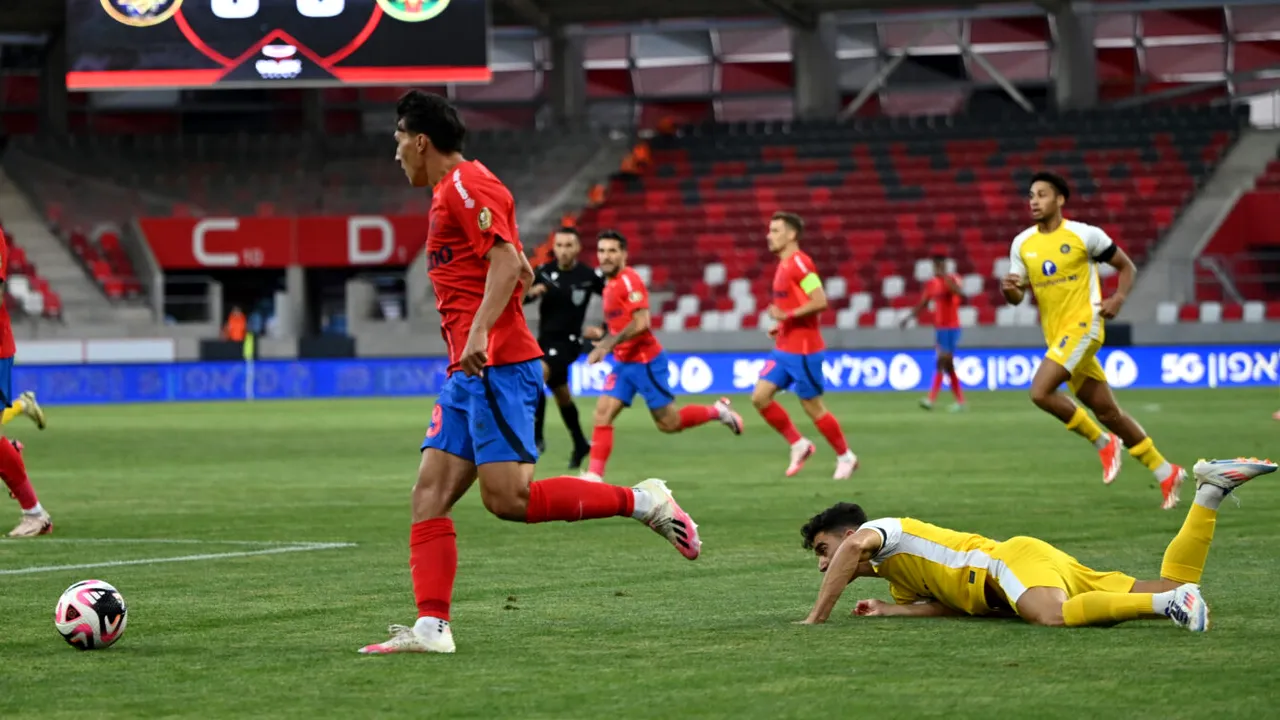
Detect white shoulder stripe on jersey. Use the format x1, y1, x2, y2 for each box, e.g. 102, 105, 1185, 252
793, 254, 810, 274
622, 272, 634, 291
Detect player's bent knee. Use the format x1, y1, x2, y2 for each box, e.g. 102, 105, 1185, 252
654, 410, 682, 434
477, 472, 532, 522
1015, 587, 1068, 627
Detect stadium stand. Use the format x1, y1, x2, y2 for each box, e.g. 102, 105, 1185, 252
0, 224, 63, 321
571, 106, 1250, 331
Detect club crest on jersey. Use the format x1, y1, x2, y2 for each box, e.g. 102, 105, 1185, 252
100, 0, 182, 26
1041, 260, 1058, 277
1060, 243, 1071, 255
628, 291, 643, 303
477, 207, 493, 231
376, 0, 453, 22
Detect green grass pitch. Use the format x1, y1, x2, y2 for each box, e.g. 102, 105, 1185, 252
0, 389, 1276, 719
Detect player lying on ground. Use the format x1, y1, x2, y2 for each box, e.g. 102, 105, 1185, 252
1003, 171, 1183, 509
797, 456, 1276, 631
522, 226, 602, 469
360, 91, 702, 655
580, 230, 743, 482
900, 254, 965, 412
750, 211, 857, 479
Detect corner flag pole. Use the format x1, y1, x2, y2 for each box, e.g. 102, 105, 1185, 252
243, 332, 255, 403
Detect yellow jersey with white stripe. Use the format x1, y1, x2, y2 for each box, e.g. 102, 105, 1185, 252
1008, 219, 1116, 346
863, 517, 1000, 616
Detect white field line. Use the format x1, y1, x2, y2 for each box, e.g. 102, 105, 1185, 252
0, 539, 356, 576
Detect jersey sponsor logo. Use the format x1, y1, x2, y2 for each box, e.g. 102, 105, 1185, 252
477, 207, 492, 231
1041, 260, 1057, 276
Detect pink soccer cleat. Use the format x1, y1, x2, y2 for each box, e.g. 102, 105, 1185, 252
633, 478, 700, 560
1159, 465, 1186, 510
359, 620, 455, 655
786, 438, 816, 477
1099, 433, 1123, 485
714, 397, 743, 435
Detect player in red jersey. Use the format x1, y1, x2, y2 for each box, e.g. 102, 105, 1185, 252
580, 230, 743, 482
360, 91, 703, 656
901, 254, 966, 412
0, 232, 51, 537
750, 212, 858, 480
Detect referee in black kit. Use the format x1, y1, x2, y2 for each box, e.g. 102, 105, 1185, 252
524, 227, 604, 469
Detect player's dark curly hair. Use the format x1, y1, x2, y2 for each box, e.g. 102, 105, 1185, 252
396, 90, 466, 154
597, 229, 628, 251
1029, 171, 1070, 200
801, 502, 868, 550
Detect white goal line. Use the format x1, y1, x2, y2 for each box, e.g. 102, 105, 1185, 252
0, 539, 357, 576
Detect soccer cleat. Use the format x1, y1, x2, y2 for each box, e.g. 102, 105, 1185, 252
1192, 456, 1277, 495
579, 470, 603, 483
948, 402, 966, 413
568, 444, 591, 471
358, 622, 455, 655
1273, 410, 1280, 421
786, 438, 816, 477
1099, 433, 1123, 485
1160, 465, 1186, 510
19, 392, 45, 430
8, 510, 52, 538
714, 397, 744, 435
833, 452, 859, 481
1165, 584, 1209, 633
633, 478, 700, 560
918, 398, 933, 411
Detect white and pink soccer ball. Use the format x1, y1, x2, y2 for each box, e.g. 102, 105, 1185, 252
54, 579, 128, 650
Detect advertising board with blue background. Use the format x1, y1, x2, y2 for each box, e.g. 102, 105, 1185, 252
12, 345, 1278, 405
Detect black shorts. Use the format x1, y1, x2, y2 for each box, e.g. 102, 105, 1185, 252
539, 340, 582, 389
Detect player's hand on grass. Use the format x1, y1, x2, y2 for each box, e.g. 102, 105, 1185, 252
460, 332, 489, 376
1096, 294, 1125, 319
766, 305, 787, 322
853, 599, 889, 617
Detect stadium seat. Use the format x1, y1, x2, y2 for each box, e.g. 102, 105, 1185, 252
1156, 301, 1179, 325
1243, 301, 1265, 323
1199, 301, 1222, 323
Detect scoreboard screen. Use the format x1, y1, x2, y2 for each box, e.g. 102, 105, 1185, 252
66, 0, 490, 90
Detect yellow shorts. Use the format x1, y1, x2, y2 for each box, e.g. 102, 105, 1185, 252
988, 536, 1135, 613
1044, 326, 1106, 394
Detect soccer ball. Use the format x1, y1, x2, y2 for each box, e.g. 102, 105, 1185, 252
54, 579, 128, 650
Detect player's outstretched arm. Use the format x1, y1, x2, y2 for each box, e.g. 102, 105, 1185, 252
801, 528, 884, 625
459, 241, 524, 375
853, 599, 960, 618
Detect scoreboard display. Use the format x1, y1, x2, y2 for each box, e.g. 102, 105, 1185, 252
66, 0, 490, 90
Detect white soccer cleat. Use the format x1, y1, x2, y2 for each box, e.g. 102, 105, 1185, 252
633, 478, 700, 560
579, 471, 604, 483
714, 397, 743, 435
7, 510, 52, 538
786, 438, 816, 477
1192, 456, 1277, 495
19, 391, 45, 430
1165, 584, 1209, 633
833, 452, 859, 481
358, 621, 455, 655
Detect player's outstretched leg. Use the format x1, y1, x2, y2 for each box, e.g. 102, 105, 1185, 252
2, 438, 50, 537
651, 399, 743, 437
751, 380, 814, 477
1057, 457, 1276, 633
2, 391, 46, 430
1074, 377, 1184, 508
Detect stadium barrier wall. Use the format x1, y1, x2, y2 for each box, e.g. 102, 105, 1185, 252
13, 344, 1279, 405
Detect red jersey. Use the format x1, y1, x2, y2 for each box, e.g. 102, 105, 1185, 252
924, 274, 962, 329
603, 266, 663, 364
427, 160, 542, 375
772, 250, 825, 355
0, 234, 14, 359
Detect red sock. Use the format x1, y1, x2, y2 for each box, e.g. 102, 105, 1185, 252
948, 369, 965, 403
526, 476, 634, 523
928, 371, 943, 403
759, 401, 802, 444
814, 413, 850, 455
588, 426, 613, 476
410, 518, 456, 621
0, 440, 37, 510
678, 405, 719, 429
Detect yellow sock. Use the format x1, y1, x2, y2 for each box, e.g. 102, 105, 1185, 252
1160, 503, 1217, 584
1065, 407, 1103, 443
1, 400, 24, 425
1127, 437, 1174, 480
1062, 592, 1157, 627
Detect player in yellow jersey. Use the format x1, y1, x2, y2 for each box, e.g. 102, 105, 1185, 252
796, 456, 1275, 632
1002, 171, 1184, 509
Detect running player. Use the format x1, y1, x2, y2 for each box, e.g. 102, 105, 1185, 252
797, 456, 1275, 631
523, 226, 602, 469
581, 230, 743, 482
0, 231, 50, 537
901, 254, 965, 412
360, 91, 702, 655
750, 212, 857, 480
1002, 171, 1184, 509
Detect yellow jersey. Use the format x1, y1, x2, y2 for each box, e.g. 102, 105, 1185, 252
862, 517, 1001, 616
1008, 219, 1116, 346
